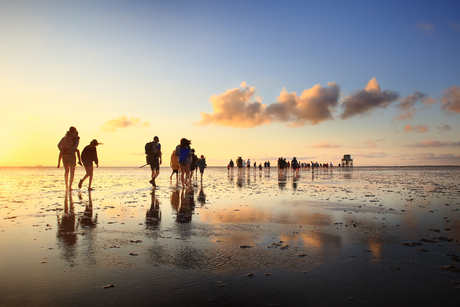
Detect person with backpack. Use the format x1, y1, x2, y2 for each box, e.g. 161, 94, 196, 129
175, 138, 192, 187
145, 136, 162, 187
57, 126, 80, 190
196, 155, 207, 182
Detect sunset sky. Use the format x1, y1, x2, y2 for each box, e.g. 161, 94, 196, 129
1, 0, 459, 167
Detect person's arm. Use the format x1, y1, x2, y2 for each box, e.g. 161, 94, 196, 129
94, 147, 99, 167
69, 138, 79, 153
57, 137, 64, 152
158, 144, 162, 164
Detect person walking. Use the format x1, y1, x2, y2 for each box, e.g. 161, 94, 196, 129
196, 155, 207, 182
57, 126, 80, 190
170, 150, 179, 182
145, 136, 162, 187
175, 138, 192, 187
78, 139, 102, 190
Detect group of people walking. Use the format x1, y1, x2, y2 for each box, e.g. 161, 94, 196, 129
145, 136, 207, 188
58, 127, 207, 191
57, 126, 101, 191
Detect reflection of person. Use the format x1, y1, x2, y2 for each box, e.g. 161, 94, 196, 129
57, 191, 78, 263
175, 138, 192, 187
146, 189, 161, 228
79, 190, 98, 228
78, 139, 102, 190
170, 150, 179, 182
197, 184, 206, 205
177, 187, 194, 223
170, 188, 180, 212
57, 126, 80, 190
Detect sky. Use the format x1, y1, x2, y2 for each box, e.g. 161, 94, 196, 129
1, 0, 459, 167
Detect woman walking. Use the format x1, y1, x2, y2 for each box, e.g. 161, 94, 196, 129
175, 138, 192, 187
78, 139, 102, 190
57, 126, 80, 190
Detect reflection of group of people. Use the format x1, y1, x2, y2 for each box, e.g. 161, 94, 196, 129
57, 126, 102, 191
145, 136, 207, 188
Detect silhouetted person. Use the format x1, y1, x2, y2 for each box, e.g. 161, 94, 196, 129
145, 136, 162, 187
78, 139, 102, 190
176, 138, 192, 187
57, 126, 80, 190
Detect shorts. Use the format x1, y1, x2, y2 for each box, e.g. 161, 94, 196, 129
83, 160, 93, 167
62, 153, 76, 167
172, 169, 178, 173
199, 167, 205, 174
150, 158, 160, 171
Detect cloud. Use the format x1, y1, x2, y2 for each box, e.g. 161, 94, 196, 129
409, 139, 460, 147
451, 23, 460, 31
416, 22, 434, 35
311, 141, 341, 148
437, 125, 452, 132
197, 82, 269, 128
440, 86, 460, 114
101, 116, 150, 132
340, 77, 399, 119
266, 82, 340, 126
352, 139, 384, 149
197, 81, 340, 128
403, 124, 428, 133
393, 91, 436, 121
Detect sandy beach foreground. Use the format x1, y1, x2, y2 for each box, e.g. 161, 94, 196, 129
0, 166, 459, 306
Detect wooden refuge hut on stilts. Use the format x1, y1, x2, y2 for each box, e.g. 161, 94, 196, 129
341, 154, 353, 167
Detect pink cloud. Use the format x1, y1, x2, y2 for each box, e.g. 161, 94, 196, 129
197, 82, 340, 128
311, 142, 341, 148
403, 124, 428, 133
409, 139, 460, 147
101, 116, 150, 132
440, 86, 460, 114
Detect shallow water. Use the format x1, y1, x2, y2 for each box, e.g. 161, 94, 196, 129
1, 166, 459, 306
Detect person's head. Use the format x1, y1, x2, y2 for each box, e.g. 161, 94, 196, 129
191, 149, 195, 153
180, 138, 191, 147
172, 150, 176, 155
69, 126, 77, 133
153, 136, 159, 142
201, 155, 205, 159
90, 139, 101, 146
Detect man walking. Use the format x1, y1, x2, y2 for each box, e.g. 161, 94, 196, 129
145, 136, 162, 187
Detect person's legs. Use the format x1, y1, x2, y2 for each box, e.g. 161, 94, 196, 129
64, 165, 70, 190
87, 166, 94, 190
180, 164, 187, 187
185, 164, 191, 186
69, 166, 75, 190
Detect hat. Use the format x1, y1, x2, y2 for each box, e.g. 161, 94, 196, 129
91, 139, 102, 146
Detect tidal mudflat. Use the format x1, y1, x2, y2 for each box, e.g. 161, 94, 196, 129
1, 166, 459, 306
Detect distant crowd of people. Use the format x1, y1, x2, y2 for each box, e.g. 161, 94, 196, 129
226, 156, 343, 174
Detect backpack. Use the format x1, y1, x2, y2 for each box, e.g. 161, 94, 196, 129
145, 142, 160, 158
179, 147, 190, 163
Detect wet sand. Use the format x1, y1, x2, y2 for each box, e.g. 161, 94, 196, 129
1, 166, 459, 306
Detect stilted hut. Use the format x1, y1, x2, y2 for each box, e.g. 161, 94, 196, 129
341, 154, 353, 167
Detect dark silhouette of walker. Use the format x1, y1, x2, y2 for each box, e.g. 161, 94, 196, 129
341, 154, 353, 167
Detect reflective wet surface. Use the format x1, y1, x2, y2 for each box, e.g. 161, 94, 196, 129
1, 166, 459, 306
